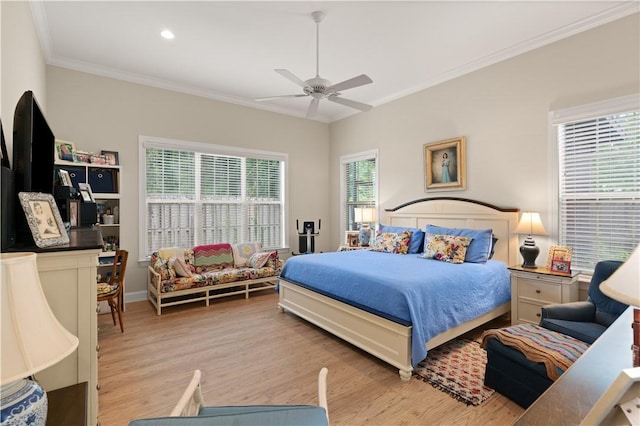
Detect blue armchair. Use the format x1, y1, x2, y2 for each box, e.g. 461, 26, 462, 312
539, 260, 627, 344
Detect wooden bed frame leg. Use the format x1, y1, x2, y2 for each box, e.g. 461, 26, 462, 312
399, 368, 412, 381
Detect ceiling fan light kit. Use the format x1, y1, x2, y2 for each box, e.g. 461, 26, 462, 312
255, 10, 373, 118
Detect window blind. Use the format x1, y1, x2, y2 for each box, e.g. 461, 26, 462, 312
558, 108, 640, 273
344, 157, 377, 231
143, 142, 285, 256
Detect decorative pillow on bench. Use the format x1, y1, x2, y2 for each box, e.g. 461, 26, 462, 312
232, 242, 262, 267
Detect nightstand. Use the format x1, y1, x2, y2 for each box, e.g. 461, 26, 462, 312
509, 265, 579, 325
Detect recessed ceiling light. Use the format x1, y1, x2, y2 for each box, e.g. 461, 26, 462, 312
161, 30, 175, 40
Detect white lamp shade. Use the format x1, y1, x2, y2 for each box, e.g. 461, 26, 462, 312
600, 244, 640, 307
1, 252, 79, 385
515, 212, 548, 236
354, 207, 376, 223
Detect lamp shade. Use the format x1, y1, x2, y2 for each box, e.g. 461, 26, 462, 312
1, 252, 79, 385
600, 244, 640, 307
354, 207, 376, 223
514, 212, 548, 236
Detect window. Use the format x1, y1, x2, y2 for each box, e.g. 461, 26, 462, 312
341, 150, 378, 232
553, 95, 639, 273
140, 136, 286, 257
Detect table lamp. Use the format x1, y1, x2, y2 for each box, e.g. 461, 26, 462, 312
354, 207, 376, 247
599, 243, 640, 368
514, 212, 547, 268
1, 252, 80, 426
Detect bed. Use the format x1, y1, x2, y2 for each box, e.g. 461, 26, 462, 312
278, 197, 520, 380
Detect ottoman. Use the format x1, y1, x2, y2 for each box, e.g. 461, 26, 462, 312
481, 323, 589, 408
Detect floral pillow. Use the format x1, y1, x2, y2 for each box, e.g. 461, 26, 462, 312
169, 257, 193, 278
246, 251, 274, 269
422, 233, 473, 264
371, 230, 413, 254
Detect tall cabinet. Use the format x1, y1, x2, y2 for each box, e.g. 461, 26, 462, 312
31, 229, 103, 426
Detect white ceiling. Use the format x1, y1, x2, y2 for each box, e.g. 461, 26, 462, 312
32, 1, 639, 123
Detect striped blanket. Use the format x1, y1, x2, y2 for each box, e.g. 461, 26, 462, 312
481, 323, 589, 380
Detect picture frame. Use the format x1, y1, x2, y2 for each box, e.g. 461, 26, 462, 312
69, 200, 79, 228
424, 136, 466, 191
78, 182, 95, 202
18, 192, 69, 248
55, 140, 76, 162
546, 245, 572, 269
550, 259, 571, 274
345, 231, 360, 247
58, 169, 72, 187
101, 150, 119, 166
90, 154, 107, 165
74, 151, 91, 164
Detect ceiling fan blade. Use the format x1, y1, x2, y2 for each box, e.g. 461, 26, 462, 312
327, 95, 372, 112
254, 94, 307, 101
327, 74, 373, 93
306, 99, 320, 118
275, 69, 310, 89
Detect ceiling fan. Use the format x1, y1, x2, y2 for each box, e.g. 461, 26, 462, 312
255, 11, 373, 118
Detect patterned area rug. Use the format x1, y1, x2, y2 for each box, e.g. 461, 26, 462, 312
414, 339, 494, 406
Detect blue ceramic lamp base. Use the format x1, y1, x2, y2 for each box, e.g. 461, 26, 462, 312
0, 379, 47, 426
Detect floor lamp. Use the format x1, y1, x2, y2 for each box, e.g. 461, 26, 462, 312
1, 252, 79, 426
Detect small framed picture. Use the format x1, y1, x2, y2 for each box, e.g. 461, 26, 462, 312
74, 151, 91, 163
58, 169, 72, 187
18, 192, 69, 248
550, 259, 571, 273
345, 231, 360, 247
546, 245, 572, 269
78, 182, 95, 202
69, 200, 79, 228
90, 154, 107, 165
55, 140, 76, 162
101, 150, 119, 166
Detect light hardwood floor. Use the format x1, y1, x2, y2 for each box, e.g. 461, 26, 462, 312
98, 292, 524, 425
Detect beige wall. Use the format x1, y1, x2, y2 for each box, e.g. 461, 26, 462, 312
46, 67, 330, 296
329, 14, 640, 259
1, 1, 48, 154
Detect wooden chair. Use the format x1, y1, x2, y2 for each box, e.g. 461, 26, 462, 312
161, 368, 330, 425
97, 249, 128, 332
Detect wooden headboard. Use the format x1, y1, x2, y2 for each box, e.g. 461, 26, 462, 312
384, 197, 520, 266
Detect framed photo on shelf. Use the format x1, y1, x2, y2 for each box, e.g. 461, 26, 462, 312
18, 192, 69, 248
101, 150, 119, 166
345, 231, 360, 247
74, 151, 91, 163
55, 140, 75, 162
58, 169, 72, 187
550, 259, 571, 273
69, 200, 79, 228
78, 182, 95, 202
424, 136, 466, 191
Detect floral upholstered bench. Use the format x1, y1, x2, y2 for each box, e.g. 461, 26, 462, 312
147, 242, 281, 315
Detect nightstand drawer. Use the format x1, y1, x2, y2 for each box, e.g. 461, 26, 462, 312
517, 300, 544, 324
518, 279, 562, 303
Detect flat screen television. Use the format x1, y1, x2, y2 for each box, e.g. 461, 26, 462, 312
11, 91, 56, 247
13, 90, 55, 195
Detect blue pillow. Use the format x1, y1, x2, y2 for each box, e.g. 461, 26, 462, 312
489, 235, 498, 259
425, 225, 493, 263
378, 224, 425, 254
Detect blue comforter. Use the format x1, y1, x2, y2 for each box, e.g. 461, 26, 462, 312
280, 250, 511, 366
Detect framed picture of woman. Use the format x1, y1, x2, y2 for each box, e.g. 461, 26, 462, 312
18, 192, 70, 248
424, 137, 466, 191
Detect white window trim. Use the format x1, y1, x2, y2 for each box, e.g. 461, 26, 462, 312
547, 94, 640, 270
138, 135, 289, 262
340, 149, 379, 241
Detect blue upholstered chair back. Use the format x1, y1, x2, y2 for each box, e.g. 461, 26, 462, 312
588, 260, 626, 327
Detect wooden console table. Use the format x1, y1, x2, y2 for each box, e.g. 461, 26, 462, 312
514, 306, 634, 425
